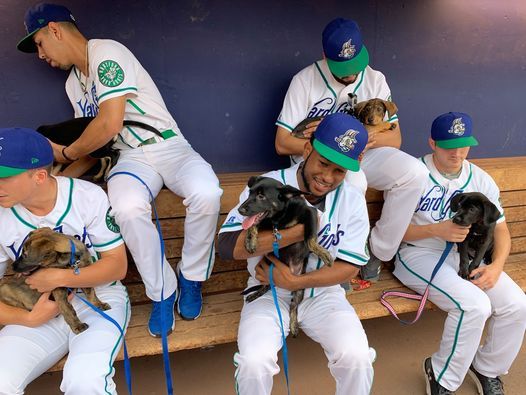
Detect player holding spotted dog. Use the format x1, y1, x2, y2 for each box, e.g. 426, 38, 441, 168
0, 128, 129, 394
275, 17, 428, 284
218, 113, 374, 395
17, 3, 223, 336
393, 112, 526, 395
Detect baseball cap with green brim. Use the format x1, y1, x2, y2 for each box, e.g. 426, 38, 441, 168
17, 3, 76, 53
431, 112, 479, 149
0, 128, 54, 178
322, 18, 369, 78
312, 113, 368, 172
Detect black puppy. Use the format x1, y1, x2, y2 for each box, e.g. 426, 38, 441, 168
239, 176, 333, 337
450, 192, 501, 279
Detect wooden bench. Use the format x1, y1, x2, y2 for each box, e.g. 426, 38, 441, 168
42, 156, 526, 370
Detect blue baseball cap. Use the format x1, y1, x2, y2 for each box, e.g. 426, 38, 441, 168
0, 128, 54, 178
17, 3, 76, 53
431, 112, 479, 149
322, 18, 369, 78
312, 113, 368, 172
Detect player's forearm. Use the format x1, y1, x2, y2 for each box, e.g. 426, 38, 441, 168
67, 116, 121, 159
370, 123, 402, 149
491, 222, 511, 270
0, 301, 33, 326
232, 225, 305, 260
275, 127, 307, 156
289, 260, 358, 291
403, 223, 439, 241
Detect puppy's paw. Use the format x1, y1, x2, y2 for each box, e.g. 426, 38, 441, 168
73, 322, 89, 334
458, 269, 470, 280
244, 227, 258, 254
290, 319, 300, 338
319, 249, 334, 267
99, 302, 111, 311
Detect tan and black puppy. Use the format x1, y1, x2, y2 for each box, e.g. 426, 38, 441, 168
352, 98, 398, 130
0, 228, 110, 334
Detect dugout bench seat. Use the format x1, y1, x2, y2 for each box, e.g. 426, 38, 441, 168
41, 156, 526, 371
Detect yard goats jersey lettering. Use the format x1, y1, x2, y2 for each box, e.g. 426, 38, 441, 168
65, 39, 185, 150
0, 177, 123, 278
403, 154, 505, 251
219, 164, 370, 298
276, 60, 398, 164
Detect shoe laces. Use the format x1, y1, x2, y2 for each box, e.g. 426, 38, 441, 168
485, 376, 504, 395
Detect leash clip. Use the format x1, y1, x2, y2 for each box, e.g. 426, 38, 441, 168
272, 227, 282, 259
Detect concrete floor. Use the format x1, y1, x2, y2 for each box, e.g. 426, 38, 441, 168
28, 310, 525, 394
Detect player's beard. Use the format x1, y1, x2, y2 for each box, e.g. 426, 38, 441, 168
300, 154, 327, 205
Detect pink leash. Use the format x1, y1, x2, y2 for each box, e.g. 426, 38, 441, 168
380, 242, 453, 325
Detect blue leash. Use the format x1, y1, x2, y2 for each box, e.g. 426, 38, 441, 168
269, 228, 291, 395
107, 171, 174, 395
67, 239, 133, 394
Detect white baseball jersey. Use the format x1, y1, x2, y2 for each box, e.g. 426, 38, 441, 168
276, 61, 397, 165
0, 176, 123, 269
219, 163, 370, 298
401, 154, 505, 252
65, 39, 186, 150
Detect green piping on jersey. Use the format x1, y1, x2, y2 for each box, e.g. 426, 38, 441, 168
104, 294, 130, 394
276, 120, 294, 132
10, 207, 37, 230
338, 249, 368, 263
126, 99, 146, 115
328, 184, 342, 221
315, 61, 337, 113
98, 86, 138, 101
56, 178, 74, 226
388, 115, 399, 122
221, 222, 242, 229
117, 134, 134, 148
280, 169, 286, 184
125, 126, 145, 143
460, 163, 473, 190
309, 258, 322, 297
351, 70, 365, 94
205, 240, 215, 280
397, 251, 464, 384
92, 235, 123, 249
233, 353, 240, 395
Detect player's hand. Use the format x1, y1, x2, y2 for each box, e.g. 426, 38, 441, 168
26, 268, 65, 293
255, 255, 299, 291
24, 292, 60, 327
434, 220, 471, 242
362, 133, 377, 153
469, 264, 502, 290
301, 119, 322, 139
48, 140, 69, 163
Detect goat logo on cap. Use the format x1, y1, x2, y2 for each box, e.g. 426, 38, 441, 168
335, 129, 359, 152
338, 39, 356, 59
448, 118, 466, 136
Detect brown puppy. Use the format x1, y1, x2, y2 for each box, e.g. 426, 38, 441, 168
353, 98, 398, 131
0, 228, 110, 334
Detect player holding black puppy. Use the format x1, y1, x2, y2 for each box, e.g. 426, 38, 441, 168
394, 112, 526, 395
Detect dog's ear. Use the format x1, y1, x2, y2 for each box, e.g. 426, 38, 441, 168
279, 185, 308, 199
450, 193, 467, 212
352, 101, 368, 119
483, 200, 501, 225
247, 176, 261, 188
382, 100, 398, 118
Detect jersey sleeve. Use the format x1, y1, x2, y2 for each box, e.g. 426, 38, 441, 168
335, 192, 370, 266
219, 187, 250, 234
479, 172, 506, 223
91, 42, 138, 105
82, 184, 124, 252
375, 71, 399, 123
276, 71, 311, 132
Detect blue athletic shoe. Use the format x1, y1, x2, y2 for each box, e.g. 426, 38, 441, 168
148, 290, 176, 338
177, 272, 203, 320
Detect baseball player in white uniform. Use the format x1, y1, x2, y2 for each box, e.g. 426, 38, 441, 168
17, 3, 222, 335
393, 112, 526, 395
218, 113, 374, 395
275, 18, 428, 281
0, 128, 129, 394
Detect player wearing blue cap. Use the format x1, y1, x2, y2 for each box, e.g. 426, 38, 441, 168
394, 113, 526, 395
17, 3, 223, 336
218, 113, 375, 395
0, 128, 129, 394
275, 18, 428, 283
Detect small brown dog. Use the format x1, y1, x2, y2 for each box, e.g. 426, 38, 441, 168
0, 228, 110, 334
352, 98, 398, 131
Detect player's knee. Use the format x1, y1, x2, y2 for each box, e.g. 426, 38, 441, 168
235, 349, 278, 379
506, 293, 526, 323
0, 370, 24, 394
62, 354, 115, 394
333, 341, 372, 370
111, 196, 151, 222
464, 294, 492, 324
185, 184, 222, 214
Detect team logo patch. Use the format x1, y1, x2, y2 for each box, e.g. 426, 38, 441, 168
97, 60, 125, 87
448, 117, 466, 136
335, 129, 359, 152
338, 39, 356, 59
105, 207, 120, 233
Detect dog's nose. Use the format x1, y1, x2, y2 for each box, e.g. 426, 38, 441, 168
367, 117, 374, 124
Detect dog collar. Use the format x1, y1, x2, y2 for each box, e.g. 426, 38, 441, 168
68, 240, 81, 275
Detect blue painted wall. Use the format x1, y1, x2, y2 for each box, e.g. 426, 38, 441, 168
1, 0, 525, 173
